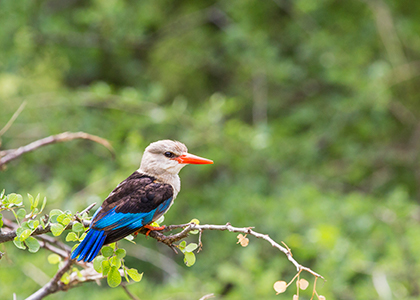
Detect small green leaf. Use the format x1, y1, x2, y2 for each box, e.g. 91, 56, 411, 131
72, 243, 80, 252
179, 241, 186, 248
57, 213, 67, 223
107, 266, 122, 288
184, 252, 196, 267
33, 194, 40, 209
102, 246, 114, 257
28, 194, 34, 207
61, 272, 70, 284
72, 222, 84, 233
61, 217, 71, 226
40, 218, 45, 229
155, 215, 165, 224
8, 193, 23, 205
50, 223, 64, 236
115, 249, 126, 259
126, 268, 143, 282
110, 256, 121, 268
19, 229, 32, 241
93, 255, 106, 273
65, 232, 78, 242
49, 209, 63, 216
102, 260, 111, 277
25, 237, 40, 253
0, 213, 3, 228
190, 229, 199, 235
40, 197, 47, 213
13, 237, 26, 250
32, 220, 39, 229
0, 189, 5, 199
48, 254, 61, 264
185, 243, 198, 253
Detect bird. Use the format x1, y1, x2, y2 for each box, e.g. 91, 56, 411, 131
71, 140, 213, 262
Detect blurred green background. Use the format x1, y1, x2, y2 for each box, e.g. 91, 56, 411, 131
1, 0, 420, 299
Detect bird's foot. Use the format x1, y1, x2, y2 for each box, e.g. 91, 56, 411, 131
144, 224, 166, 237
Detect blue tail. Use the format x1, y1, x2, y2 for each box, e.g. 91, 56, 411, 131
71, 229, 106, 262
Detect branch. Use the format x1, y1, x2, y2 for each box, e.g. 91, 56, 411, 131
0, 101, 27, 137
25, 258, 73, 300
144, 222, 324, 279
0, 131, 114, 168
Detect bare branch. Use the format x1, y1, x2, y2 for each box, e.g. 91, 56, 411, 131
25, 259, 73, 300
199, 293, 215, 300
145, 222, 325, 280
0, 131, 114, 168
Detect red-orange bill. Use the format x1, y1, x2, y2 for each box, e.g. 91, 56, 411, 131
174, 153, 213, 164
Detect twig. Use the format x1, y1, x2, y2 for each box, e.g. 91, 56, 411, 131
0, 101, 27, 137
0, 131, 114, 168
0, 219, 90, 244
25, 258, 73, 300
146, 222, 325, 279
1, 218, 324, 280
199, 293, 215, 300
121, 283, 141, 300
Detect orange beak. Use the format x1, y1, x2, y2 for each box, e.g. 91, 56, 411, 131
174, 153, 213, 164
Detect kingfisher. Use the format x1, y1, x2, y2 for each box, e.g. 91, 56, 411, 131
71, 140, 213, 262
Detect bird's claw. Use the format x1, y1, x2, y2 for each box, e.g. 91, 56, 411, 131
144, 224, 166, 236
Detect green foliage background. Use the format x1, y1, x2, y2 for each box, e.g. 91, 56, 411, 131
1, 0, 420, 299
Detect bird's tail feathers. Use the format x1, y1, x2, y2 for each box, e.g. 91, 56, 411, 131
70, 229, 106, 262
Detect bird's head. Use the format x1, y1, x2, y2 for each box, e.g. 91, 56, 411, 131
139, 140, 213, 177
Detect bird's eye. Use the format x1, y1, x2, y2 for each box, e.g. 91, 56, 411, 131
164, 151, 175, 158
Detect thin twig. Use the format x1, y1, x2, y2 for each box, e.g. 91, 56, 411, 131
25, 259, 73, 300
199, 293, 215, 300
0, 131, 114, 168
121, 284, 141, 300
0, 101, 27, 137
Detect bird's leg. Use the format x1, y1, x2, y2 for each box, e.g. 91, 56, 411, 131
144, 224, 166, 236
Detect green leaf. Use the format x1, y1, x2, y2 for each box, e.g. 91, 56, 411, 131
25, 237, 40, 253
71, 243, 80, 252
61, 272, 70, 284
57, 213, 68, 223
107, 266, 122, 288
61, 217, 71, 226
32, 220, 39, 229
19, 229, 32, 241
185, 243, 198, 252
28, 194, 34, 207
72, 222, 84, 233
126, 268, 143, 282
40, 197, 47, 213
184, 252, 196, 267
48, 254, 61, 264
0, 189, 5, 199
49, 209, 63, 216
50, 223, 64, 236
13, 237, 26, 250
110, 256, 121, 268
115, 248, 126, 259
33, 194, 40, 209
8, 193, 23, 205
0, 213, 3, 228
65, 232, 78, 242
190, 229, 199, 235
102, 260, 111, 277
93, 255, 106, 273
102, 246, 114, 257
